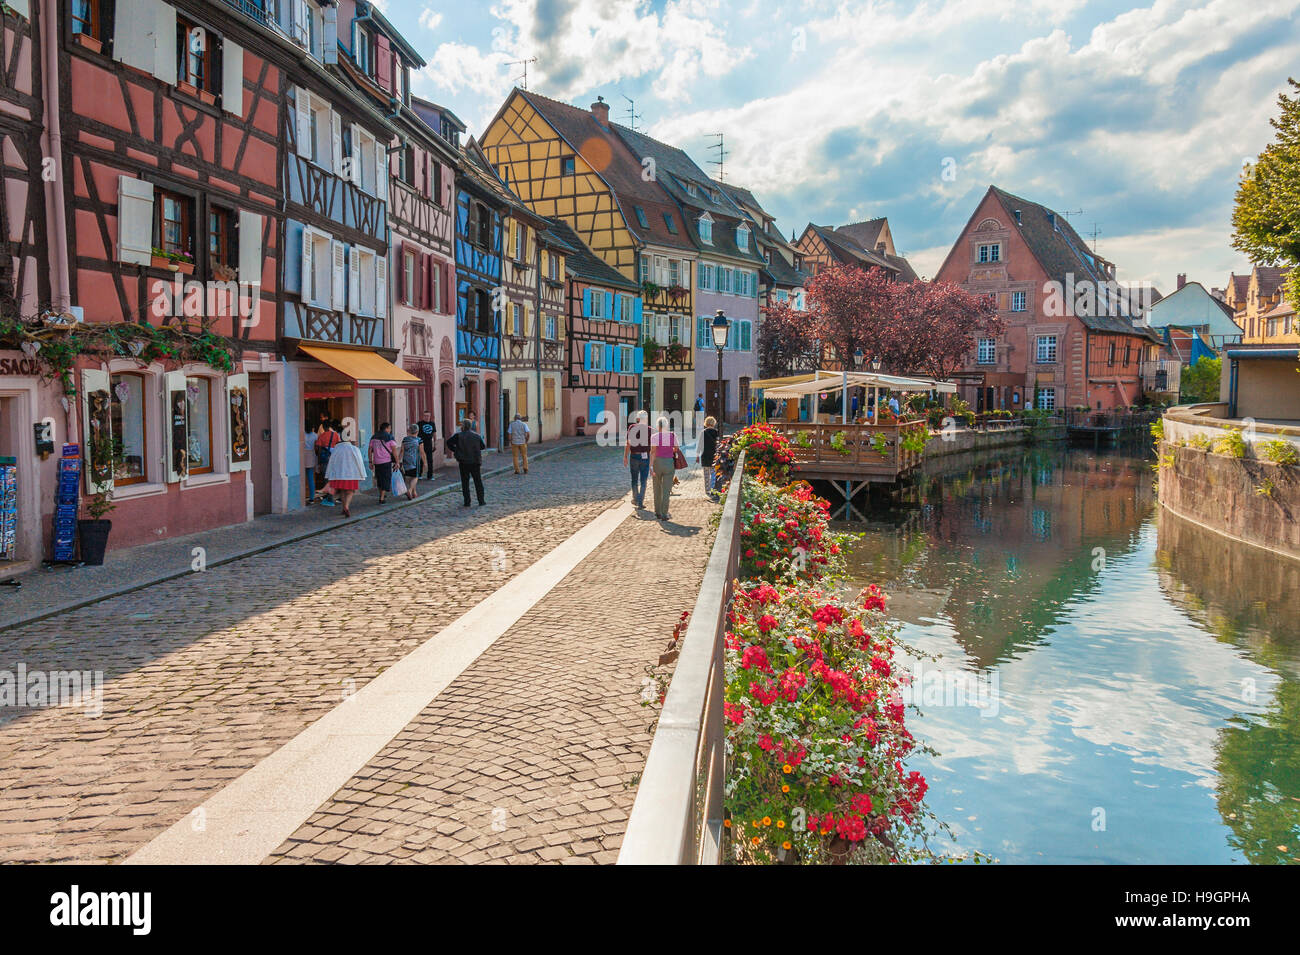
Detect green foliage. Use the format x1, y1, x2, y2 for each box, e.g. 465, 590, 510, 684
1187, 432, 1213, 451
1213, 428, 1248, 459
1255, 478, 1277, 498
1180, 356, 1222, 404
829, 431, 850, 455
1150, 419, 1165, 442
1260, 439, 1300, 466
901, 426, 929, 455
1232, 78, 1300, 308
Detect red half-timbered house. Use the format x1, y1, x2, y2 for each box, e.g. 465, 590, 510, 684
59, 0, 284, 549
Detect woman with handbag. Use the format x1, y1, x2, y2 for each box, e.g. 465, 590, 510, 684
650, 416, 684, 521
368, 423, 400, 505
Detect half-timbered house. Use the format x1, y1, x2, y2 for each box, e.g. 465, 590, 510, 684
545, 218, 642, 435
51, 0, 287, 548
0, 0, 54, 572
453, 138, 506, 449
334, 4, 457, 467
480, 89, 697, 428
277, 0, 411, 501
533, 225, 568, 441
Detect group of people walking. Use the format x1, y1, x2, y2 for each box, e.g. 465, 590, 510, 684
303, 413, 500, 515
622, 411, 719, 521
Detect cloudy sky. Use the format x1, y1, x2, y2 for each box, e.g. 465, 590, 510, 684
379, 0, 1300, 291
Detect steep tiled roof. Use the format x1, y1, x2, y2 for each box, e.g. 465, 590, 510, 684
612, 125, 764, 266
988, 186, 1145, 336
834, 218, 888, 254
1255, 265, 1292, 299
810, 224, 895, 271
544, 218, 640, 291
1229, 273, 1250, 302
514, 90, 695, 254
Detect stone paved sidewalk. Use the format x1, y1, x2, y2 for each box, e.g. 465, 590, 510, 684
0, 440, 717, 864
266, 497, 715, 865
0, 436, 593, 632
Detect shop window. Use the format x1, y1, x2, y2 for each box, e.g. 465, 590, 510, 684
176, 16, 214, 93
70, 0, 105, 42
157, 189, 194, 260
186, 377, 213, 474
110, 373, 147, 485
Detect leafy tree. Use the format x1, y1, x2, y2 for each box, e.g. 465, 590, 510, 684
1180, 356, 1221, 403
889, 280, 1002, 379
1233, 77, 1300, 305
803, 263, 898, 371
757, 298, 818, 378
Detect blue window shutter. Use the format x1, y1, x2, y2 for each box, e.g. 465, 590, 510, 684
633, 347, 643, 374
582, 289, 591, 317
632, 297, 643, 324
604, 291, 614, 319
583, 342, 591, 370
605, 343, 614, 371
611, 294, 620, 322
588, 395, 604, 424
742, 321, 752, 351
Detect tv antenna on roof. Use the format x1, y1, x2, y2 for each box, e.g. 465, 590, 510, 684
622, 95, 642, 131
1087, 223, 1102, 253
707, 132, 727, 182
1058, 208, 1083, 220
508, 56, 538, 90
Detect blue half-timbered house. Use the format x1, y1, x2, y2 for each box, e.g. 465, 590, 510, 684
453, 139, 508, 448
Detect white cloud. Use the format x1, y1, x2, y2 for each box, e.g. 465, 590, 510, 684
418, 8, 443, 32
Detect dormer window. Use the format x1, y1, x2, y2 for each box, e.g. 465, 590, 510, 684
634, 206, 648, 229
698, 214, 713, 244
664, 213, 678, 235
686, 181, 698, 198
736, 224, 750, 250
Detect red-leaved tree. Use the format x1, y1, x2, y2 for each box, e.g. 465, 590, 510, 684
758, 298, 819, 378
888, 280, 1002, 379
804, 264, 897, 371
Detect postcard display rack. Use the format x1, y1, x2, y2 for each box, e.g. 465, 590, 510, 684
51, 444, 80, 563
0, 455, 15, 560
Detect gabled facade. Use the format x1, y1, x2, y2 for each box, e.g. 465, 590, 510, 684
1240, 265, 1295, 344
480, 89, 698, 424
612, 126, 763, 425
454, 139, 507, 448
55, 0, 287, 548
717, 182, 809, 315
794, 223, 901, 279
935, 185, 1159, 412
498, 198, 546, 441
331, 11, 459, 469
545, 218, 643, 435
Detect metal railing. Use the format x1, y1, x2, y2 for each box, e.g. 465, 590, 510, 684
618, 451, 746, 865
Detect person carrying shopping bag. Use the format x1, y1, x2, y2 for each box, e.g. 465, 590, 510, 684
368, 423, 400, 505
649, 417, 683, 521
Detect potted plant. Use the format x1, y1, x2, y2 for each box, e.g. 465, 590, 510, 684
78, 429, 126, 566
666, 283, 688, 302
640, 336, 662, 365
171, 250, 195, 276
666, 339, 686, 363
150, 246, 175, 270
212, 262, 238, 282
641, 280, 661, 301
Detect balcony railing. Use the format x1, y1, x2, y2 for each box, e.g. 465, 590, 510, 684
619, 451, 746, 865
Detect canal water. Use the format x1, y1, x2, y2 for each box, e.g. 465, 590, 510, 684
843, 443, 1300, 864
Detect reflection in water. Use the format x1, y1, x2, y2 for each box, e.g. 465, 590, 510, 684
843, 446, 1300, 864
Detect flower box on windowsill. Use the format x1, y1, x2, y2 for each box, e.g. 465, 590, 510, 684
73, 33, 103, 54
176, 261, 195, 276
177, 81, 199, 98
151, 255, 174, 270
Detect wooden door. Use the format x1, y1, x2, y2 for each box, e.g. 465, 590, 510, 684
664, 378, 683, 416
249, 374, 273, 516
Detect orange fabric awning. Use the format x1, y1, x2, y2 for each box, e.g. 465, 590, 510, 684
299, 345, 422, 388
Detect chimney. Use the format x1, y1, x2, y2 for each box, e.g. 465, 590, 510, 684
1177, 273, 1186, 290
591, 96, 609, 125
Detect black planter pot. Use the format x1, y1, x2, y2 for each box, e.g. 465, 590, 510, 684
77, 519, 112, 566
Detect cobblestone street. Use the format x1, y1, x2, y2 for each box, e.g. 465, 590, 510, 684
0, 444, 717, 864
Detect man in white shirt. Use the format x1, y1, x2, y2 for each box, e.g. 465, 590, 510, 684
509, 413, 530, 474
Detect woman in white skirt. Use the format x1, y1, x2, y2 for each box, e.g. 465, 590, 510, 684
324, 438, 368, 517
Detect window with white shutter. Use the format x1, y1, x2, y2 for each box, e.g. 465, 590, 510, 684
117, 176, 154, 265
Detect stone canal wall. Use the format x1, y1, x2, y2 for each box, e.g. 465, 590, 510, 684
1158, 440, 1300, 562
923, 424, 1065, 459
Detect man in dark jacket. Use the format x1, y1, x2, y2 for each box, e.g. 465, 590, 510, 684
417, 418, 437, 478
445, 419, 486, 507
